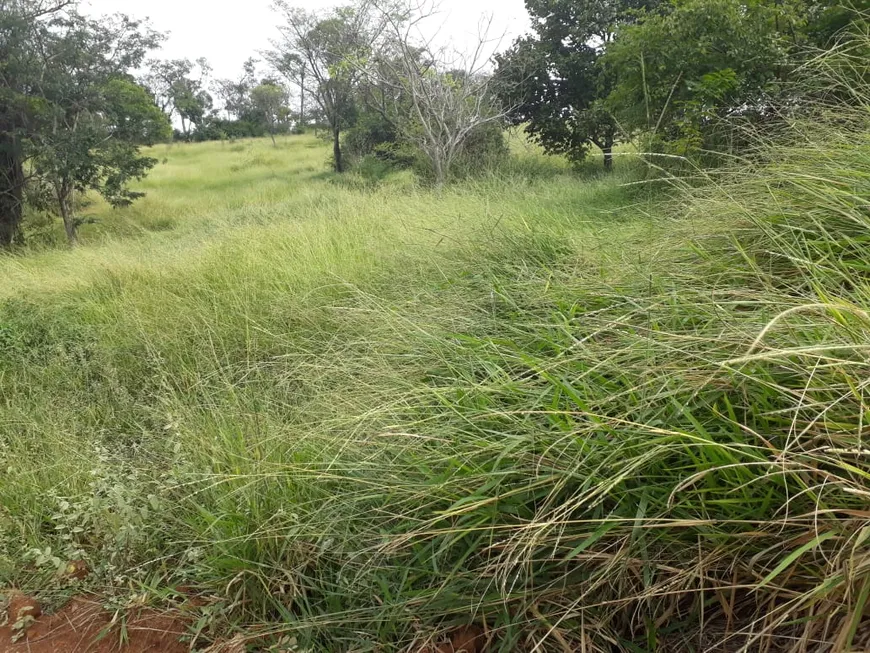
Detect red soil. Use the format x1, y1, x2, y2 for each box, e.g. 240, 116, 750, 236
418, 625, 488, 653
0, 593, 188, 653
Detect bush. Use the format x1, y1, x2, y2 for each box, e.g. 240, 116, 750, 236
343, 113, 399, 165
187, 118, 268, 142
454, 120, 510, 174
344, 114, 510, 183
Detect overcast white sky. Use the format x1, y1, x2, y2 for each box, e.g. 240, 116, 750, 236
81, 0, 530, 81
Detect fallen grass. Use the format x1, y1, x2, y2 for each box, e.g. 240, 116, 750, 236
2, 45, 870, 650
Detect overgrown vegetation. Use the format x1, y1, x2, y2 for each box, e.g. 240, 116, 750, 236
2, 1, 870, 652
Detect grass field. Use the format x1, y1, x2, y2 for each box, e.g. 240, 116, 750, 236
2, 108, 870, 652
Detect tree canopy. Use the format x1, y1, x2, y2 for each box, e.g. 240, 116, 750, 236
495, 0, 870, 168
8, 0, 865, 247
495, 0, 658, 169
1, 1, 170, 244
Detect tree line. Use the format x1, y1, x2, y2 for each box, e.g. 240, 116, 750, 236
2, 0, 867, 246
1, 0, 513, 245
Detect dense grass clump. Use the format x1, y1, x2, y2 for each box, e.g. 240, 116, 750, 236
2, 46, 870, 652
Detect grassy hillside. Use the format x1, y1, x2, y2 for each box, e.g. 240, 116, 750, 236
2, 109, 870, 653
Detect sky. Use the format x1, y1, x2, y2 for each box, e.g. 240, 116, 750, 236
81, 0, 531, 81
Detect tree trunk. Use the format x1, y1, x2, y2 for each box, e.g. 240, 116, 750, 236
432, 157, 445, 189
269, 130, 277, 147
0, 129, 24, 247
58, 185, 77, 245
603, 145, 613, 171
592, 135, 615, 172
299, 71, 305, 129
332, 125, 343, 173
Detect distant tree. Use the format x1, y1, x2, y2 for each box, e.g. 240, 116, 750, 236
251, 82, 290, 144
494, 0, 658, 170
175, 85, 214, 140
272, 1, 391, 172
266, 51, 308, 130
141, 59, 190, 117
215, 57, 260, 121
141, 58, 212, 139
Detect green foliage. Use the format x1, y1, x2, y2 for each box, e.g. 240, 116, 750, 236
0, 3, 169, 244
272, 1, 383, 172
4, 39, 870, 642
141, 57, 213, 139
173, 86, 213, 139
250, 82, 292, 142
184, 60, 291, 143
495, 0, 655, 168
604, 0, 786, 152
447, 121, 511, 179
214, 57, 260, 123
805, 0, 870, 47
189, 117, 267, 142
343, 111, 400, 163
102, 79, 173, 145
344, 110, 509, 182
4, 4, 870, 652
500, 0, 870, 164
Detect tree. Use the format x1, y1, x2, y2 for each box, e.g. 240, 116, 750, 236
251, 82, 290, 144
141, 58, 192, 118
0, 0, 75, 245
272, 1, 389, 172
266, 51, 308, 130
174, 83, 213, 140
142, 58, 213, 139
215, 57, 260, 121
494, 0, 657, 170
495, 36, 614, 169
364, 2, 510, 185
34, 81, 170, 244
395, 65, 506, 186
1, 3, 170, 245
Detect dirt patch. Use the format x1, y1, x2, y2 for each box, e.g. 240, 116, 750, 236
417, 625, 488, 653
0, 593, 188, 653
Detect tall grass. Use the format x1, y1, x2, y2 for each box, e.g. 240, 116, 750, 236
2, 40, 870, 651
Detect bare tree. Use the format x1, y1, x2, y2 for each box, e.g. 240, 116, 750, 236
371, 0, 510, 186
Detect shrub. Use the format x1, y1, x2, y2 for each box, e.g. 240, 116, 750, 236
454, 120, 510, 173
343, 113, 399, 165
